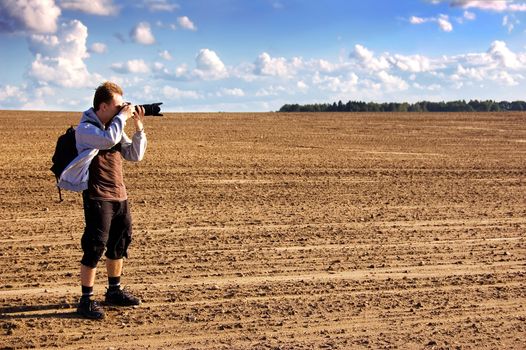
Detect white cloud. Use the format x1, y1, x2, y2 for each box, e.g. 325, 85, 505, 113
143, 0, 179, 12
256, 85, 287, 97
0, 0, 61, 33
438, 15, 453, 32
177, 16, 197, 31
0, 85, 26, 102
156, 21, 177, 30
410, 16, 427, 24
452, 64, 485, 81
389, 54, 434, 73
450, 1, 513, 12
509, 3, 526, 11
309, 59, 339, 73
28, 20, 100, 88
464, 11, 476, 20
59, 0, 119, 16
162, 86, 201, 99
159, 50, 172, 60
487, 40, 521, 68
193, 48, 228, 80
89, 42, 107, 54
413, 82, 442, 91
313, 72, 359, 93
377, 71, 409, 91
254, 52, 295, 76
409, 14, 453, 32
351, 45, 390, 71
153, 62, 189, 81
297, 81, 309, 91
494, 70, 520, 85
502, 15, 520, 33
130, 22, 155, 45
111, 59, 150, 74
218, 88, 245, 97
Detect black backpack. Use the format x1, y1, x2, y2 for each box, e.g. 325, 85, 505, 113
50, 121, 98, 201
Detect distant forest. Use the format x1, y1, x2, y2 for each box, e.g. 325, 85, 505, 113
279, 100, 526, 113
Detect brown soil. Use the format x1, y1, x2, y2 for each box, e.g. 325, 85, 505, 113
0, 111, 525, 349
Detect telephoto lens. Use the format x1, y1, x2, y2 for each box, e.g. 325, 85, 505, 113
136, 102, 163, 116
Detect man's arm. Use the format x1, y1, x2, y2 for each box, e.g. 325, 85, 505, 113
121, 105, 147, 161
76, 105, 134, 150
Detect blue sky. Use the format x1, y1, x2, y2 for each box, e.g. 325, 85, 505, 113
1, 0, 526, 112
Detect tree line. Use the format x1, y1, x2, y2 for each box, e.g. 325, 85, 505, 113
279, 100, 526, 113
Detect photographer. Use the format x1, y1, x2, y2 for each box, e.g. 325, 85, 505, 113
60, 81, 147, 319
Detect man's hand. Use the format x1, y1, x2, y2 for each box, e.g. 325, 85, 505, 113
132, 105, 145, 132
120, 104, 135, 121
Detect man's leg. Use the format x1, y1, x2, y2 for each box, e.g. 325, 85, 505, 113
104, 200, 140, 306
104, 257, 140, 306
106, 258, 123, 292
77, 193, 111, 320
77, 263, 104, 319
106, 258, 123, 277
80, 264, 97, 291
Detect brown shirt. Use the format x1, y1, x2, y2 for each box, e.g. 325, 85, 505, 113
88, 143, 127, 201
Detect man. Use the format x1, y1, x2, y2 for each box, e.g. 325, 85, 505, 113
58, 81, 147, 320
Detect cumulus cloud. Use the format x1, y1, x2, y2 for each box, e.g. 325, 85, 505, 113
89, 42, 107, 54
297, 81, 309, 92
0, 85, 28, 104
487, 40, 521, 68
217, 88, 245, 97
447, 40, 525, 87
410, 16, 428, 24
0, 0, 61, 34
130, 22, 156, 45
152, 61, 190, 81
162, 86, 201, 99
253, 52, 303, 77
111, 59, 150, 74
437, 15, 453, 32
59, 0, 119, 16
449, 0, 513, 12
142, 0, 179, 12
351, 45, 390, 71
389, 54, 434, 73
28, 20, 100, 88
377, 71, 409, 91
409, 14, 453, 32
159, 50, 172, 60
313, 72, 359, 94
255, 85, 287, 97
177, 16, 197, 31
193, 48, 228, 80
254, 52, 291, 76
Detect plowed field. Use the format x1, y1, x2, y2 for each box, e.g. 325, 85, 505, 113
0, 111, 525, 349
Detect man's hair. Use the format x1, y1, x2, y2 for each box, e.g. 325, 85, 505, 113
93, 81, 123, 111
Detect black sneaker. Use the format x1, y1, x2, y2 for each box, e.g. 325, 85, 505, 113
77, 298, 105, 320
105, 287, 141, 306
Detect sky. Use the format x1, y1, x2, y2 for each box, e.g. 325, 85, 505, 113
1, 0, 526, 112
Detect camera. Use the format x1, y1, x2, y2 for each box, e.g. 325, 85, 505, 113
137, 102, 163, 116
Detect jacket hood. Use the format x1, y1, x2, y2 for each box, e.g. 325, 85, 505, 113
81, 108, 104, 127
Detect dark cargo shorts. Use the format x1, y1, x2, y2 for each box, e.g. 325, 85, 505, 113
80, 191, 132, 268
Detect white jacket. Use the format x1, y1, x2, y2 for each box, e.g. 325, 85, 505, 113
58, 108, 147, 192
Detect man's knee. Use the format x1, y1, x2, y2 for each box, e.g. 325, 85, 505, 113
81, 239, 105, 268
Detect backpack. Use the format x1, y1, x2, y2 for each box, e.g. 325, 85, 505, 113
50, 121, 98, 201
